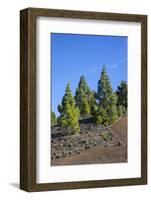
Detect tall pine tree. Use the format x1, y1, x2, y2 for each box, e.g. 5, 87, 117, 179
75, 76, 95, 117
95, 65, 118, 124
97, 65, 112, 107
58, 83, 80, 133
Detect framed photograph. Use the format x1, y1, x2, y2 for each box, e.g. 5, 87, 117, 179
20, 8, 147, 191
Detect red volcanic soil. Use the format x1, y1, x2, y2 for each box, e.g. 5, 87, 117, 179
51, 116, 127, 166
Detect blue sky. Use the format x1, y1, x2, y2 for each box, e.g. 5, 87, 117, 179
51, 33, 127, 116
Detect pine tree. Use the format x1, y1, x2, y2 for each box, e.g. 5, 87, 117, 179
106, 93, 118, 123
81, 95, 90, 117
51, 111, 57, 126
75, 76, 95, 117
96, 65, 112, 107
75, 87, 90, 117
57, 83, 80, 133
116, 81, 127, 116
117, 105, 125, 117
116, 80, 127, 109
77, 75, 91, 94
95, 65, 118, 124
88, 90, 96, 114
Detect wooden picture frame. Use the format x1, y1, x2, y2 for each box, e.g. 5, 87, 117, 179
20, 7, 147, 192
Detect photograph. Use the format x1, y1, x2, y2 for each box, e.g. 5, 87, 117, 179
20, 8, 147, 191
51, 33, 128, 166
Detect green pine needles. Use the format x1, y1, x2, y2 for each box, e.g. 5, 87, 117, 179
57, 83, 80, 134
52, 65, 127, 134
75, 76, 95, 117
95, 65, 118, 124
51, 111, 57, 126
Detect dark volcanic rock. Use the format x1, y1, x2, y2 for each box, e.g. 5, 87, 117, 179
51, 117, 113, 160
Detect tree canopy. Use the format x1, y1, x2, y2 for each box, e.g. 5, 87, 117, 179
58, 83, 80, 134
75, 76, 95, 117
116, 80, 127, 108
95, 65, 118, 124
52, 65, 127, 131
116, 80, 127, 116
